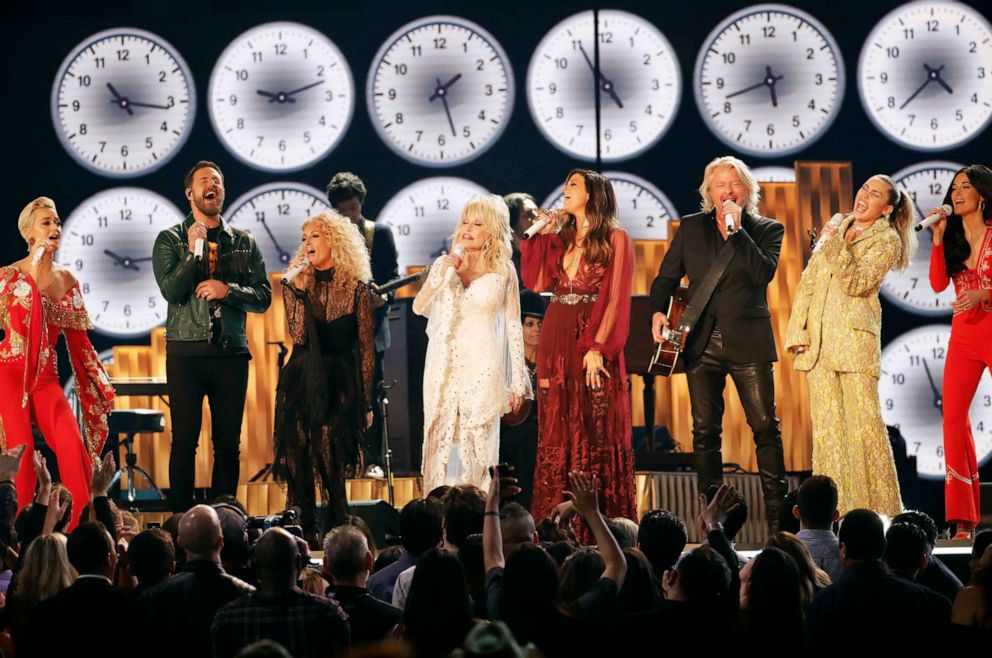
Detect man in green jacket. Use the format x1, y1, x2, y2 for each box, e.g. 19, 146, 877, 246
153, 160, 271, 512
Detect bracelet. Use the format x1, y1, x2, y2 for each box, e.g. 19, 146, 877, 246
484, 511, 500, 517
706, 521, 724, 533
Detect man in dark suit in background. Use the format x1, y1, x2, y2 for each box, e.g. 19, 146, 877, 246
649, 155, 787, 532
327, 172, 399, 476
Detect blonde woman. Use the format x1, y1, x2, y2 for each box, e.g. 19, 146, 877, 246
786, 175, 917, 516
10, 534, 76, 643
414, 195, 531, 493
274, 211, 374, 539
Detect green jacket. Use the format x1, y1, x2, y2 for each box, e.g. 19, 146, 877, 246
152, 214, 271, 347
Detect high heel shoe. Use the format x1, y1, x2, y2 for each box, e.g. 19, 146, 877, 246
951, 523, 976, 541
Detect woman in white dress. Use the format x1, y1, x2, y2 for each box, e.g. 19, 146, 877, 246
414, 195, 532, 493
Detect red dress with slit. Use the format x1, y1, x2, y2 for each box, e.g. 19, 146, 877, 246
0, 267, 114, 529
521, 229, 637, 525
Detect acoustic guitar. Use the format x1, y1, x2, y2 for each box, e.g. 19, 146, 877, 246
647, 285, 690, 377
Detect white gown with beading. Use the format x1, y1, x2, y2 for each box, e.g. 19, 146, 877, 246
413, 258, 532, 494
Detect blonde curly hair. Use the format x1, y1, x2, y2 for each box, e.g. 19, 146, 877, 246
450, 195, 513, 274
18, 197, 58, 245
290, 211, 372, 293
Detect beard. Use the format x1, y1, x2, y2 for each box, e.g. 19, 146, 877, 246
193, 190, 225, 217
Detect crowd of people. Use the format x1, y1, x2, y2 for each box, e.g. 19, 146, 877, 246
0, 439, 987, 657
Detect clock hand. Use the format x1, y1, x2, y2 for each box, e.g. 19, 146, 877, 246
283, 80, 325, 98
257, 219, 289, 263
577, 42, 623, 109
899, 65, 937, 110
725, 80, 769, 99
429, 78, 458, 137
128, 100, 173, 110
925, 64, 954, 95
922, 357, 943, 415
106, 83, 134, 116
103, 249, 140, 272
765, 66, 782, 108
256, 89, 297, 104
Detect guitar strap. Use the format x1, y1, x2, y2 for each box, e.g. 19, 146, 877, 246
677, 239, 737, 332
362, 219, 376, 254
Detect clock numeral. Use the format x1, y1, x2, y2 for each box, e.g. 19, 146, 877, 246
888, 96, 896, 108
805, 48, 814, 60
396, 224, 411, 236
98, 216, 108, 228
723, 101, 732, 114
646, 216, 655, 227
891, 373, 905, 385
930, 118, 939, 130
123, 305, 132, 317
145, 137, 153, 149
159, 71, 167, 83
82, 283, 90, 294
438, 134, 446, 146
462, 126, 471, 138
236, 118, 245, 130
80, 234, 94, 246
437, 199, 450, 210
628, 121, 637, 133
325, 90, 334, 101
71, 100, 80, 112
478, 110, 487, 121
317, 65, 325, 77
75, 259, 84, 271
554, 57, 567, 70
984, 396, 991, 408
969, 41, 977, 54
766, 124, 775, 136
318, 115, 326, 126
120, 209, 132, 221
903, 28, 915, 40
148, 297, 157, 308
643, 54, 651, 66
721, 52, 735, 64
303, 131, 311, 143
236, 69, 248, 81
433, 38, 447, 50
555, 107, 564, 119
979, 67, 986, 80
932, 347, 945, 359
94, 57, 105, 68
936, 445, 944, 457
413, 206, 425, 217
807, 99, 816, 110
879, 72, 888, 84
599, 32, 612, 44
485, 84, 493, 96
548, 83, 557, 95
121, 145, 129, 157
739, 34, 750, 46
926, 19, 939, 33
252, 51, 263, 63
160, 121, 168, 132
814, 73, 823, 86
78, 75, 92, 87
388, 88, 397, 100
116, 49, 130, 61
476, 59, 485, 71
979, 422, 986, 431
79, 124, 88, 135
415, 130, 423, 142
274, 43, 287, 55
886, 46, 900, 59
395, 112, 404, 124
278, 140, 286, 152
886, 399, 894, 411
972, 94, 979, 104
644, 105, 652, 115
762, 26, 776, 38
715, 78, 725, 90
394, 63, 408, 75
411, 45, 422, 57
956, 110, 964, 122
229, 94, 237, 106
277, 204, 289, 215
792, 115, 800, 128
604, 129, 613, 141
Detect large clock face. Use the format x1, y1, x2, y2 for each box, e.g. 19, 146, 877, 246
377, 177, 490, 273
752, 166, 796, 182
366, 16, 514, 167
225, 182, 332, 272
541, 171, 677, 241
879, 325, 992, 480
693, 4, 845, 157
881, 161, 961, 315
858, 1, 992, 151
208, 22, 354, 172
526, 10, 681, 162
59, 188, 185, 337
50, 28, 196, 178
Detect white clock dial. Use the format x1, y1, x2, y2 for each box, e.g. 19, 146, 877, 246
367, 16, 514, 167
225, 182, 332, 272
50, 28, 196, 178
881, 161, 962, 315
526, 10, 681, 162
541, 171, 677, 241
59, 188, 185, 337
209, 22, 354, 172
880, 325, 992, 479
693, 4, 845, 157
378, 177, 490, 273
753, 165, 796, 182
858, 1, 992, 151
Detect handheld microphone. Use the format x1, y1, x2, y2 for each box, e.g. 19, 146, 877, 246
915, 204, 953, 232
813, 213, 846, 252
31, 242, 47, 265
722, 200, 737, 234
193, 220, 206, 260
281, 257, 309, 285
522, 210, 561, 240
442, 244, 466, 286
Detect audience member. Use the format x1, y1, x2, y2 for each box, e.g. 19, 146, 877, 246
766, 531, 831, 605
212, 528, 349, 657
636, 509, 687, 578
368, 497, 442, 603
126, 527, 175, 594
9, 534, 74, 645
739, 547, 805, 654
951, 539, 992, 638
214, 500, 256, 586
793, 475, 842, 582
617, 547, 662, 614
892, 510, 963, 601
400, 547, 476, 657
298, 567, 331, 596
500, 502, 537, 556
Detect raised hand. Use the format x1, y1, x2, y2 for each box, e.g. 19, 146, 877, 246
91, 452, 116, 498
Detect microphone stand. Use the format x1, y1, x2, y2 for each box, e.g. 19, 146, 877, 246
378, 378, 397, 506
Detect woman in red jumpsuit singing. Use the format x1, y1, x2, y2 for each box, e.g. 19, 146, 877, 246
929, 164, 992, 539
521, 169, 636, 526
0, 197, 114, 527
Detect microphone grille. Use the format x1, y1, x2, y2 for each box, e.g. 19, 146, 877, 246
453, 243, 466, 257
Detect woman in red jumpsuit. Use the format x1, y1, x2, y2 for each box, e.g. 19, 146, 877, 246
0, 197, 114, 527
929, 164, 992, 538
521, 169, 636, 526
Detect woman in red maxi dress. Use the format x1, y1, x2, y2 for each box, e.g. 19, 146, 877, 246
928, 164, 992, 538
0, 197, 114, 528
521, 169, 636, 525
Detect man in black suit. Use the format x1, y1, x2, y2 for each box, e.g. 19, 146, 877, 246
23, 522, 149, 655
650, 155, 787, 531
327, 171, 399, 475
323, 524, 402, 645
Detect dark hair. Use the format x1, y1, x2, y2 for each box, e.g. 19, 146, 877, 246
973, 529, 992, 562
559, 547, 604, 606
499, 502, 535, 545
797, 475, 839, 529
499, 543, 561, 644
399, 497, 443, 557
891, 510, 938, 548
402, 548, 474, 656
637, 510, 687, 576
162, 512, 187, 570
458, 534, 487, 618
676, 545, 731, 604
778, 490, 801, 535
441, 485, 485, 549
184, 160, 223, 189
127, 528, 175, 585
323, 525, 368, 581
766, 531, 830, 605
214, 503, 250, 568
372, 545, 404, 574
941, 164, 992, 277
558, 169, 619, 266
618, 547, 662, 614
67, 521, 114, 575
504, 192, 536, 231
326, 171, 367, 205
743, 548, 805, 642
543, 540, 576, 566
427, 485, 450, 499
838, 509, 885, 561
884, 523, 928, 574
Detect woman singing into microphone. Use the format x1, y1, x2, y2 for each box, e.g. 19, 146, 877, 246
414, 195, 530, 494
785, 176, 916, 516
521, 169, 637, 525
0, 197, 114, 527
273, 211, 374, 539
928, 164, 992, 538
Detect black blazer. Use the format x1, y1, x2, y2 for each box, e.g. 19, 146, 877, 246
649, 209, 783, 364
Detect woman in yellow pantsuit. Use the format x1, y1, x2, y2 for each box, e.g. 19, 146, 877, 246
785, 175, 916, 516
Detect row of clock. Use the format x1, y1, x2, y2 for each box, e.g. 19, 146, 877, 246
52, 3, 992, 177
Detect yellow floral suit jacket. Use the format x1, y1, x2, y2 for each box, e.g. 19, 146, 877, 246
785, 217, 901, 378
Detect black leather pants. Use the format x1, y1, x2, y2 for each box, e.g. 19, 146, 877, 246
685, 329, 788, 532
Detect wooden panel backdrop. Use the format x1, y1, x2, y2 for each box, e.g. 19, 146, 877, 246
105, 162, 853, 503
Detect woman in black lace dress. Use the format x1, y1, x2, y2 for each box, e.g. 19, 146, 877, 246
275, 211, 374, 538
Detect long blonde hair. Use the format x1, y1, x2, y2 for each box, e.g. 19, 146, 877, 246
13, 534, 76, 614
698, 156, 761, 215
873, 174, 917, 272
291, 211, 372, 293
450, 195, 513, 273
18, 197, 57, 246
